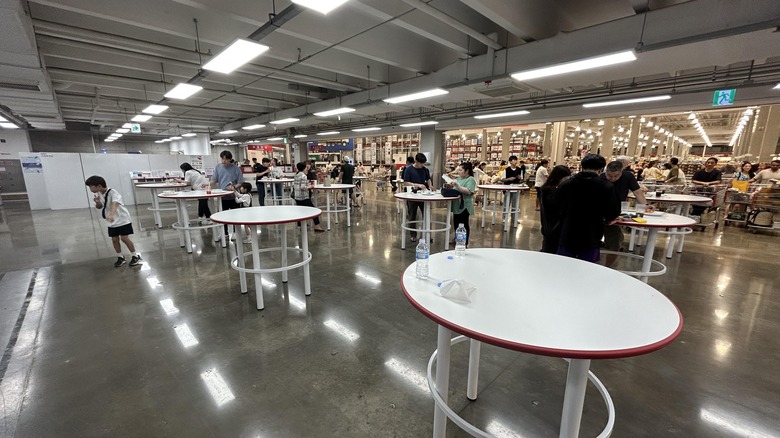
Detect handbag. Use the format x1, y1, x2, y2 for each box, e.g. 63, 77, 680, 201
441, 188, 464, 209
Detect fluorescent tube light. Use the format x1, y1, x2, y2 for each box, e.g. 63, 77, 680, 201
142, 104, 169, 114
110, 134, 123, 138
182, 132, 197, 137
115, 128, 130, 133
314, 107, 355, 117
352, 127, 381, 132
317, 131, 340, 136
170, 136, 183, 140
292, 0, 349, 14
267, 137, 283, 141
294, 134, 307, 138
154, 140, 165, 143
582, 95, 671, 108
511, 50, 636, 82
122, 123, 133, 129
162, 138, 172, 142
474, 110, 530, 119
165, 83, 203, 100
242, 124, 266, 130
269, 118, 299, 125
219, 130, 238, 135
131, 114, 152, 122
0, 116, 7, 122
203, 39, 270, 74
774, 83, 780, 90
399, 121, 438, 127
384, 88, 448, 104
0, 123, 18, 129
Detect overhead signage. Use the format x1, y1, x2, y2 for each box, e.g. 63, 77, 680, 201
712, 89, 735, 106
130, 123, 141, 133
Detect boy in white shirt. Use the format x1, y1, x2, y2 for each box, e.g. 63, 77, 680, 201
85, 175, 142, 267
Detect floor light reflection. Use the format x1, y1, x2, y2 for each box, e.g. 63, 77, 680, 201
173, 323, 199, 348
323, 319, 359, 341
486, 419, 524, 438
384, 358, 428, 392
355, 271, 381, 284
159, 298, 179, 315
288, 296, 306, 310
700, 407, 777, 438
200, 368, 235, 406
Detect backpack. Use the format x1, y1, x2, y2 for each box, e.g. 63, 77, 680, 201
441, 187, 464, 210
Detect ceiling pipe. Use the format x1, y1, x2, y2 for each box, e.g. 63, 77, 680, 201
398, 0, 502, 50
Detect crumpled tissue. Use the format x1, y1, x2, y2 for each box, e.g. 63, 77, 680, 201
436, 279, 477, 303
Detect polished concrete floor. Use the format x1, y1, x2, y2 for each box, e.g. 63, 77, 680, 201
0, 187, 778, 437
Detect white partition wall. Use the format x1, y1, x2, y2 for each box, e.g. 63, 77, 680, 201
41, 153, 90, 210
151, 155, 179, 176
19, 153, 50, 210
114, 154, 152, 205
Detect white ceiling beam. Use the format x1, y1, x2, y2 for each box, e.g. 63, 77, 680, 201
399, 0, 501, 50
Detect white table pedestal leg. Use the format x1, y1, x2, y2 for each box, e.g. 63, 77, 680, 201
666, 204, 684, 259
491, 191, 496, 225
629, 228, 636, 251
677, 204, 691, 253
302, 221, 311, 295
150, 188, 162, 227
481, 193, 487, 228
433, 325, 452, 438
180, 200, 192, 253
250, 229, 264, 310
503, 192, 511, 233
347, 193, 351, 227
513, 191, 520, 224
640, 228, 658, 283
334, 192, 340, 225
424, 203, 431, 247
466, 339, 481, 401
325, 191, 332, 231
559, 358, 591, 438
445, 203, 451, 251
401, 201, 407, 250
281, 225, 288, 283
236, 225, 247, 293
175, 199, 185, 248
218, 199, 226, 248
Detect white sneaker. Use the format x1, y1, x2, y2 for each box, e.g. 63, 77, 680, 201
201, 218, 213, 225
242, 237, 252, 244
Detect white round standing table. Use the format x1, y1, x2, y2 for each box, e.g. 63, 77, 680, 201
394, 191, 459, 250
311, 183, 356, 230
158, 190, 231, 252
401, 248, 682, 438
210, 206, 322, 310
260, 178, 295, 205
628, 193, 711, 258
136, 182, 188, 227
477, 184, 530, 232
616, 212, 697, 282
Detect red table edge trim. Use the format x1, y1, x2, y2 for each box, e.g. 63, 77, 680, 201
393, 194, 460, 200
614, 220, 698, 228
400, 277, 684, 360
157, 194, 231, 199
210, 212, 322, 225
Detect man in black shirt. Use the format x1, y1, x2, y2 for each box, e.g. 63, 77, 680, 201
692, 157, 722, 187
253, 157, 271, 206
403, 153, 432, 242
338, 157, 356, 206
553, 154, 620, 263
500, 155, 525, 224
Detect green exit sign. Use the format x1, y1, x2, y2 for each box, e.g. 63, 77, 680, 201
130, 123, 141, 133
713, 89, 736, 106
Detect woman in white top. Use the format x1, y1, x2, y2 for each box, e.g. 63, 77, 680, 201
534, 159, 550, 211
178, 162, 212, 222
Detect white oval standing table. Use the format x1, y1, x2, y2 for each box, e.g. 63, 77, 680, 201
628, 193, 711, 258
401, 248, 682, 438
260, 178, 295, 205
158, 190, 232, 252
210, 206, 322, 310
616, 212, 697, 282
136, 182, 188, 227
394, 191, 459, 250
477, 184, 530, 232
311, 183, 356, 230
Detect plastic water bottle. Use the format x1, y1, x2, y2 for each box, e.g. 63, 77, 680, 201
415, 240, 429, 279
455, 223, 467, 257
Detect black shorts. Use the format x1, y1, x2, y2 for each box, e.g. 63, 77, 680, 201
108, 223, 134, 237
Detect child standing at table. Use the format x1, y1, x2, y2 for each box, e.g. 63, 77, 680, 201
85, 175, 142, 267
293, 162, 325, 232
233, 182, 253, 243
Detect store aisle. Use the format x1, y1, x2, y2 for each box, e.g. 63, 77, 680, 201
0, 190, 778, 437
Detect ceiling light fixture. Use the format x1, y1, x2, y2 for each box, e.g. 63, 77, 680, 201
131, 114, 152, 122
583, 95, 671, 108
352, 127, 381, 132
294, 134, 308, 138
314, 107, 355, 117
0, 122, 19, 129
115, 128, 130, 133
182, 133, 197, 137
203, 39, 270, 74
270, 118, 300, 125
511, 50, 636, 82
170, 136, 183, 140
384, 88, 448, 104
317, 131, 341, 136
266, 137, 283, 141
219, 130, 238, 135
122, 123, 133, 129
473, 110, 530, 119
242, 124, 266, 130
774, 83, 780, 90
399, 121, 439, 127
164, 83, 203, 100
142, 104, 169, 115
291, 0, 349, 14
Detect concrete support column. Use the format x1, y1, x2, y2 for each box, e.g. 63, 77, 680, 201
664, 137, 673, 158
627, 118, 641, 158
543, 123, 553, 157
746, 105, 780, 162
600, 119, 615, 157
550, 122, 567, 166
421, 126, 446, 188
501, 128, 511, 159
